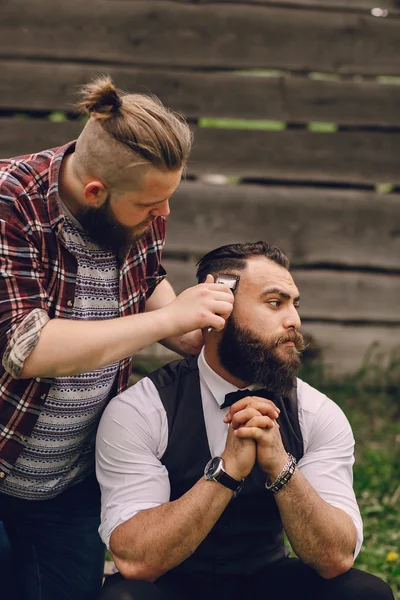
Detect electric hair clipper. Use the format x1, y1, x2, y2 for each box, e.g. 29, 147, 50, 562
207, 273, 240, 333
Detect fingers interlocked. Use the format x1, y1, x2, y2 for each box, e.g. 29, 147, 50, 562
224, 396, 280, 431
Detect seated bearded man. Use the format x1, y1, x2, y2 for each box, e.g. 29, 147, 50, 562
96, 241, 394, 600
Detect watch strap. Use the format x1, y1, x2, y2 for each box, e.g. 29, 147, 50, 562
215, 469, 243, 493
205, 457, 244, 494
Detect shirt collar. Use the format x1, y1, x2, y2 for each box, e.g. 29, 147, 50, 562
47, 141, 76, 231
198, 348, 258, 408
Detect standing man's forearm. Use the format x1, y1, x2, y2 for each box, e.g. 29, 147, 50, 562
18, 278, 233, 379
20, 310, 176, 379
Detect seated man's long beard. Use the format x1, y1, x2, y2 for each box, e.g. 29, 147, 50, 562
218, 315, 305, 396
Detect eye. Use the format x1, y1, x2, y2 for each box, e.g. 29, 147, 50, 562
268, 300, 281, 307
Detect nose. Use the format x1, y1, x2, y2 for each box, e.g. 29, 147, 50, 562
283, 305, 301, 330
150, 199, 170, 218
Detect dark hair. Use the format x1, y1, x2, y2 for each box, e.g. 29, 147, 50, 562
196, 241, 290, 283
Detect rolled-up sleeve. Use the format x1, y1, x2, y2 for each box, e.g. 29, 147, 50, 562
0, 195, 50, 378
2, 308, 50, 378
297, 382, 363, 558
96, 377, 169, 548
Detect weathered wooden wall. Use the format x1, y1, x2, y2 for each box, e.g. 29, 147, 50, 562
1, 0, 399, 374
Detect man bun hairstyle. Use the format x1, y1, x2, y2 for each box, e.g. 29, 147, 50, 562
77, 76, 123, 119
76, 75, 193, 171
196, 241, 290, 284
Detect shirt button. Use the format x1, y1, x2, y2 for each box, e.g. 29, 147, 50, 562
67, 300, 73, 307
40, 394, 46, 400
36, 378, 41, 382
20, 436, 27, 443
0, 472, 5, 479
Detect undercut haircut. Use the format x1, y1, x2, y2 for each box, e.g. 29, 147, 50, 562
196, 241, 290, 283
74, 75, 193, 191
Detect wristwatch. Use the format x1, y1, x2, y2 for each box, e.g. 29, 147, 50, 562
204, 457, 244, 494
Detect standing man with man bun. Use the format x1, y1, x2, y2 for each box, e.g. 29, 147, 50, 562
0, 77, 234, 600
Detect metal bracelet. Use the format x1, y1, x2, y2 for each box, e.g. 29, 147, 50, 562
265, 453, 297, 494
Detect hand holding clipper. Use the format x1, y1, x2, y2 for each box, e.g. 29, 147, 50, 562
207, 274, 240, 333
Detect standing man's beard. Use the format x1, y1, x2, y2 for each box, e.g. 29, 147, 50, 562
76, 194, 153, 258
218, 315, 305, 396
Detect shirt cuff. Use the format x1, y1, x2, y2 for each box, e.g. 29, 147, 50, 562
99, 502, 163, 549
2, 308, 50, 378
327, 501, 363, 559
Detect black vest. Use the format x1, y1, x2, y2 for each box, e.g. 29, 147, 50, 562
148, 356, 304, 577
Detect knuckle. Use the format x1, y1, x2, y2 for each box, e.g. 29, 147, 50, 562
198, 283, 208, 296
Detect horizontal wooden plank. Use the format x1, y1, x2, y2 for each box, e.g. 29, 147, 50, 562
1, 119, 400, 185
300, 322, 400, 374
133, 323, 400, 375
0, 119, 84, 160
1, 1, 400, 75
0, 119, 398, 270
189, 128, 400, 185
173, 0, 399, 11
162, 260, 400, 323
291, 271, 400, 323
166, 182, 400, 270
3, 60, 400, 127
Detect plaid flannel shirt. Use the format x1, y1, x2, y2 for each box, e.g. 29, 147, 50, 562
0, 142, 166, 483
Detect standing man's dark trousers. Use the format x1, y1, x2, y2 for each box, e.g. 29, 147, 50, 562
0, 475, 105, 600
100, 557, 394, 600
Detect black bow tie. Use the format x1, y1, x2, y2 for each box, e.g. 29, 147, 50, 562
221, 388, 268, 409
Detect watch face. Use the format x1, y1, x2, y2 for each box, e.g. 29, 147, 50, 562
204, 457, 223, 480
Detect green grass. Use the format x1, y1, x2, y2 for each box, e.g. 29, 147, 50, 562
301, 358, 400, 597
307, 122, 338, 133
198, 117, 286, 131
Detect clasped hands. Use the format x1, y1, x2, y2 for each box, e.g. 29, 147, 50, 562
222, 395, 289, 482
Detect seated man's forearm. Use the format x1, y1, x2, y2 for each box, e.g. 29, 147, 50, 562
110, 478, 233, 582
276, 469, 357, 579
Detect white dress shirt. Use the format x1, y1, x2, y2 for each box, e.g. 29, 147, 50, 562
96, 350, 363, 556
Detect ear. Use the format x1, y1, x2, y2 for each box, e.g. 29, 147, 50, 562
83, 181, 107, 206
